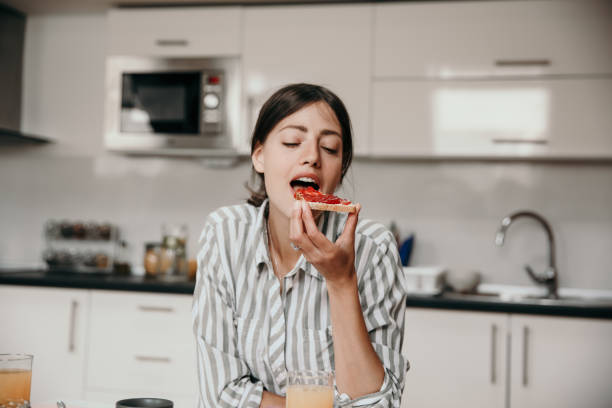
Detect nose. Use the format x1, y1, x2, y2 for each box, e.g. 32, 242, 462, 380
301, 140, 320, 167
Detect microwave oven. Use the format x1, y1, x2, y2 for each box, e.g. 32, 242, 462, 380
105, 56, 240, 156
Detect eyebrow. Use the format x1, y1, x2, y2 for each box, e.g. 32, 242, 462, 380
280, 125, 341, 138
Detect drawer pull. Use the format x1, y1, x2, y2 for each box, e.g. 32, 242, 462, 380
138, 305, 174, 313
492, 138, 548, 145
523, 325, 530, 387
69, 300, 78, 353
135, 355, 171, 363
495, 59, 551, 67
155, 39, 189, 47
490, 324, 497, 384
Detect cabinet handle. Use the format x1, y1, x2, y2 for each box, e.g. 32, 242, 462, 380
247, 96, 257, 137
490, 324, 497, 384
522, 326, 530, 387
134, 355, 171, 363
495, 59, 551, 67
138, 305, 174, 313
492, 138, 548, 145
155, 39, 189, 47
69, 300, 78, 353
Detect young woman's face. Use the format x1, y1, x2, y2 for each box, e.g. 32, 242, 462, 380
252, 101, 344, 219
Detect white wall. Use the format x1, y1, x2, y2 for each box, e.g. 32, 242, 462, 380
1, 13, 611, 290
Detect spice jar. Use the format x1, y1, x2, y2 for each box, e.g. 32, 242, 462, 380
160, 224, 188, 276
144, 242, 161, 277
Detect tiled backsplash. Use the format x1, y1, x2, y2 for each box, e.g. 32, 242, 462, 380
2, 152, 611, 290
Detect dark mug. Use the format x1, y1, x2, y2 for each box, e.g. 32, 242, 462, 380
116, 398, 173, 408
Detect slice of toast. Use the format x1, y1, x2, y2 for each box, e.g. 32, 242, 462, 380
294, 187, 357, 213
304, 201, 357, 213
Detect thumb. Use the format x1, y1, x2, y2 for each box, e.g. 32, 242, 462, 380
337, 203, 361, 247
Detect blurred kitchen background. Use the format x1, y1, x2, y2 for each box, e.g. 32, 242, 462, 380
1, 0, 610, 288
1, 0, 612, 407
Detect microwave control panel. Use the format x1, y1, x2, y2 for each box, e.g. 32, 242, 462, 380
202, 72, 225, 135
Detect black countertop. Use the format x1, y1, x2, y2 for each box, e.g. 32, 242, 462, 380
0, 269, 195, 294
1, 269, 611, 319
406, 292, 612, 319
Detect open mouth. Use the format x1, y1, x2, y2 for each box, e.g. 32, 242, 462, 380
290, 177, 320, 191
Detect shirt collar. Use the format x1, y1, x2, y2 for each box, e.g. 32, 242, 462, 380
253, 200, 346, 281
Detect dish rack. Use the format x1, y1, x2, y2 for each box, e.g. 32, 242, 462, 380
42, 220, 119, 274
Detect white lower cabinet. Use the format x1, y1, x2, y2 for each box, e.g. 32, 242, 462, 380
402, 308, 612, 408
86, 290, 198, 406
0, 286, 90, 403
509, 315, 612, 408
0, 285, 197, 407
401, 309, 508, 408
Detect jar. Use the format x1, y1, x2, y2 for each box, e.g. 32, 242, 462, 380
160, 224, 188, 276
144, 242, 161, 277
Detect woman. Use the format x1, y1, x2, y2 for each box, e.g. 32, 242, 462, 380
192, 83, 408, 408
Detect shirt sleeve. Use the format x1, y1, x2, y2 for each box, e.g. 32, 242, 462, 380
192, 222, 264, 408
338, 228, 410, 408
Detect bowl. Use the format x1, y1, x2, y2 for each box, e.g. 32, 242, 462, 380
116, 399, 173, 408
446, 270, 481, 293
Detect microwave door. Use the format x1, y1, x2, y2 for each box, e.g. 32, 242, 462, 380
120, 72, 201, 135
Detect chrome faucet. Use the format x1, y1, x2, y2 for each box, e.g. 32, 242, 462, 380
495, 210, 558, 299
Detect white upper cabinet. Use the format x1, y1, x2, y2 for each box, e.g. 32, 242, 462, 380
374, 0, 612, 78
241, 5, 372, 155
372, 78, 612, 159
107, 7, 242, 57
510, 315, 612, 408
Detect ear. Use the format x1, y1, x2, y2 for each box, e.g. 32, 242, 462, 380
251, 143, 265, 173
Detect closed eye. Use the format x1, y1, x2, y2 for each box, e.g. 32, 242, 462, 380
283, 142, 299, 147
322, 146, 339, 154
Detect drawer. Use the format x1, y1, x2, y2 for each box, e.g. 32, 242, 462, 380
86, 290, 197, 395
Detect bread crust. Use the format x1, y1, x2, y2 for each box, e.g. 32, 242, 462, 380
301, 200, 357, 213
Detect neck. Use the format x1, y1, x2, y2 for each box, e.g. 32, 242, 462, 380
267, 204, 299, 279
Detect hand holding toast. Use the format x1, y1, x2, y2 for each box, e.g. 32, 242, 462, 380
289, 199, 361, 289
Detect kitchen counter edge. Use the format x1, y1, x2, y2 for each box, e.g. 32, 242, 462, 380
1, 270, 610, 319
0, 270, 194, 294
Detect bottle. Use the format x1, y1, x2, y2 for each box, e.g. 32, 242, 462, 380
160, 224, 188, 276
113, 240, 131, 275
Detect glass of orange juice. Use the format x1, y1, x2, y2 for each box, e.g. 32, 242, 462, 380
0, 354, 33, 408
286, 370, 334, 408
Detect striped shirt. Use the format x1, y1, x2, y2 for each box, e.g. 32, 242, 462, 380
192, 200, 409, 407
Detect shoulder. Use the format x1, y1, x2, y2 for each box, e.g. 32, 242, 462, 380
206, 203, 259, 227
199, 203, 260, 241
353, 218, 401, 275
355, 218, 396, 250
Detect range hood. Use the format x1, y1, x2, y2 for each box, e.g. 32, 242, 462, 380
0, 4, 51, 145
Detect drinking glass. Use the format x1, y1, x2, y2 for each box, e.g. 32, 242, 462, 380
0, 354, 33, 408
286, 370, 334, 408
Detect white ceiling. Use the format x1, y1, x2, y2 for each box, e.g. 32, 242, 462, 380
3, 0, 358, 14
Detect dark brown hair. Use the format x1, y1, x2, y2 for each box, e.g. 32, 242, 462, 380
246, 83, 354, 207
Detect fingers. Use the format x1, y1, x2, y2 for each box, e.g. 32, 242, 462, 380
290, 199, 358, 258
289, 200, 318, 255
300, 200, 334, 250
289, 200, 303, 245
